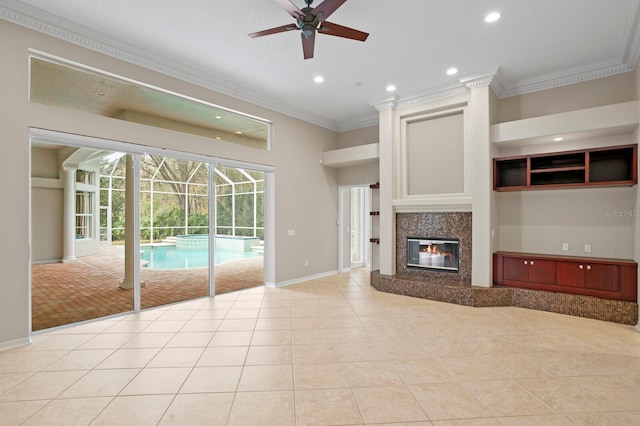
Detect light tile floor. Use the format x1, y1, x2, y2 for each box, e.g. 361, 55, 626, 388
1, 268, 640, 425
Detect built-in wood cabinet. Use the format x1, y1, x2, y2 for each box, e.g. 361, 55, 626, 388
493, 144, 637, 191
494, 252, 637, 302
503, 257, 555, 284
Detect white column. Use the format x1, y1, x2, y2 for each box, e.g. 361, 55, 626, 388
373, 96, 398, 276
468, 84, 493, 287
61, 166, 77, 263
263, 172, 276, 287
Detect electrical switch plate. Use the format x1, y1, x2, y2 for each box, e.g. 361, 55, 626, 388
584, 244, 592, 253
562, 243, 569, 251
287, 229, 295, 236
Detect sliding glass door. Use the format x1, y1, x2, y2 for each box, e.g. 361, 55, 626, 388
31, 132, 269, 330
139, 155, 211, 309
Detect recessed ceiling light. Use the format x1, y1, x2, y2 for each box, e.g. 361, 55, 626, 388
216, 137, 221, 140
554, 137, 564, 142
446, 67, 458, 76
95, 91, 106, 97
214, 115, 222, 119
386, 84, 396, 92
485, 12, 501, 23
314, 75, 324, 83
236, 131, 243, 134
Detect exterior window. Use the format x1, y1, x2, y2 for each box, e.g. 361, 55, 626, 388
76, 170, 95, 185
76, 191, 93, 239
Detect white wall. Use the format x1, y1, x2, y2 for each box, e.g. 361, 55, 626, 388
31, 186, 63, 262
0, 19, 340, 346
498, 72, 637, 123
498, 187, 636, 259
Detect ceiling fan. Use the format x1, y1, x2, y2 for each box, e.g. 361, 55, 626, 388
249, 0, 369, 59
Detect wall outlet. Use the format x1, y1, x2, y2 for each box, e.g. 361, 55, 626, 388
562, 243, 569, 251
304, 259, 309, 266
287, 229, 296, 236
584, 244, 592, 253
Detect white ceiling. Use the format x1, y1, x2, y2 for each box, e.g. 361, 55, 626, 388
2, 0, 640, 131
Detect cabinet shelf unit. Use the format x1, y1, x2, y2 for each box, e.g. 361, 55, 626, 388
493, 252, 637, 302
494, 145, 637, 191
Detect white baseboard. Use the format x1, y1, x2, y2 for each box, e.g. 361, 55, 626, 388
0, 336, 32, 351
266, 269, 339, 288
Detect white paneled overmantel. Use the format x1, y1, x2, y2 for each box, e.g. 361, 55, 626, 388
394, 96, 473, 212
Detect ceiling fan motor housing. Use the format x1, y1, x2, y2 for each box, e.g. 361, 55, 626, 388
298, 7, 320, 38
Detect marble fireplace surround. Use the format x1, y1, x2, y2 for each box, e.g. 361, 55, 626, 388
396, 212, 472, 283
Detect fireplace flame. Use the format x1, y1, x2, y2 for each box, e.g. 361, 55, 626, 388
422, 245, 440, 254
422, 244, 453, 258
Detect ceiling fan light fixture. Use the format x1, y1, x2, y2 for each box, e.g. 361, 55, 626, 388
301, 23, 316, 38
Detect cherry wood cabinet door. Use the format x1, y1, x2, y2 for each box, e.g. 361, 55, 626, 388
556, 262, 586, 287
585, 264, 620, 292
503, 257, 529, 281
528, 259, 556, 284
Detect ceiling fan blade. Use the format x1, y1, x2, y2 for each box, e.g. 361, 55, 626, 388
312, 0, 347, 22
318, 21, 368, 41
302, 32, 315, 59
273, 0, 304, 19
249, 24, 298, 38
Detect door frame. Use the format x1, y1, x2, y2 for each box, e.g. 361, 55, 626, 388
29, 128, 274, 319
337, 185, 372, 272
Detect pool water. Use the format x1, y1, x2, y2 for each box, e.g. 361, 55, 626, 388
140, 245, 262, 269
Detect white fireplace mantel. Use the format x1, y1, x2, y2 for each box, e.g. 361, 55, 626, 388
393, 197, 472, 213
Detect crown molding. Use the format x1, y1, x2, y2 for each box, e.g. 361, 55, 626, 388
0, 1, 341, 132
623, 0, 640, 66
396, 84, 469, 110
336, 113, 380, 132
458, 69, 498, 89
499, 60, 634, 98
370, 95, 399, 112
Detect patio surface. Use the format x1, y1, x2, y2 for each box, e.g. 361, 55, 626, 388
31, 246, 263, 331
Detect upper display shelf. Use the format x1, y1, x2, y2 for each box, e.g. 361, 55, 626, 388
494, 144, 638, 191
321, 143, 379, 168
491, 101, 639, 148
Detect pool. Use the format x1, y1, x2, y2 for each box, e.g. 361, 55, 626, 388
140, 245, 262, 269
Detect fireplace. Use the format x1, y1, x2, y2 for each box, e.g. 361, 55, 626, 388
407, 237, 459, 272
